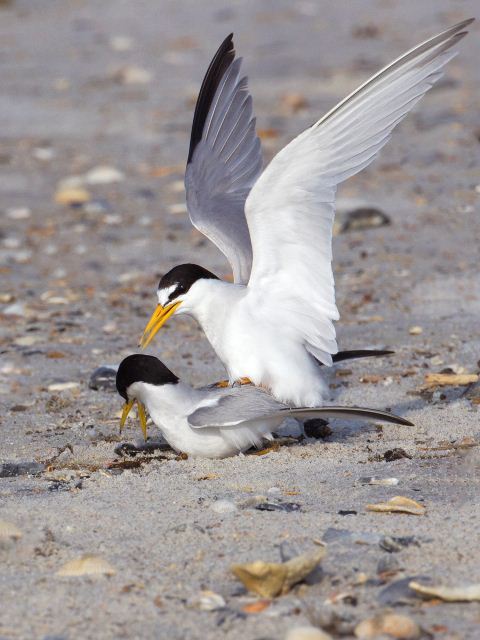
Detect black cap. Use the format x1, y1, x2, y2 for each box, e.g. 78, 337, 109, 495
116, 354, 179, 401
158, 263, 219, 303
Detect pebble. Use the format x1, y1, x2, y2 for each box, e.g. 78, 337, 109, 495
379, 536, 420, 553
47, 382, 80, 392
84, 165, 124, 185
360, 476, 399, 486
2, 302, 26, 316
211, 499, 238, 514
303, 418, 332, 439
0, 461, 45, 477
0, 292, 14, 303
6, 207, 31, 219
384, 448, 411, 462
355, 613, 420, 639
285, 626, 332, 640
14, 336, 41, 347
255, 501, 301, 513
109, 35, 134, 51
113, 64, 152, 84
409, 326, 423, 335
54, 186, 91, 206
89, 365, 118, 391
377, 555, 401, 575
188, 590, 226, 611
337, 207, 391, 233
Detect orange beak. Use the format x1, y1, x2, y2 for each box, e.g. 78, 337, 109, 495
139, 301, 182, 349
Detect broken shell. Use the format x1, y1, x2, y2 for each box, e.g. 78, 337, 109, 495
0, 520, 23, 540
47, 382, 80, 392
84, 165, 124, 185
409, 580, 480, 602
231, 546, 326, 598
367, 496, 425, 516
360, 476, 399, 486
56, 555, 116, 577
285, 627, 333, 640
366, 496, 425, 516
409, 326, 423, 335
355, 613, 420, 639
54, 186, 91, 206
424, 373, 478, 388
188, 589, 226, 611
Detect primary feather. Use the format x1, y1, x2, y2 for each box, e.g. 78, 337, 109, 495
245, 19, 473, 365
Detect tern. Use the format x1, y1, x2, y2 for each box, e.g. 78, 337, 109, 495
141, 20, 473, 407
116, 354, 413, 459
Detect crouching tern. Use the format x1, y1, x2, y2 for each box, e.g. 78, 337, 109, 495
141, 20, 473, 407
116, 354, 413, 459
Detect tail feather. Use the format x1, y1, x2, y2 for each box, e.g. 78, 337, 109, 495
284, 405, 413, 426
315, 349, 394, 366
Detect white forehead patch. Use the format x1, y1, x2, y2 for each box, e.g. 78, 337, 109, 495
157, 284, 178, 307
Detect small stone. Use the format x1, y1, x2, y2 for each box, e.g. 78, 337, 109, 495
84, 165, 124, 185
360, 476, 399, 486
285, 626, 333, 640
384, 448, 411, 462
355, 613, 420, 639
54, 186, 91, 206
339, 207, 391, 233
0, 461, 45, 477
113, 64, 152, 84
33, 146, 55, 161
109, 35, 134, 51
47, 382, 80, 392
6, 207, 31, 219
255, 501, 301, 513
0, 293, 14, 303
377, 555, 401, 575
409, 326, 423, 335
188, 590, 226, 611
102, 321, 117, 334
14, 335, 41, 347
89, 365, 118, 391
211, 499, 237, 514
304, 419, 332, 439
3, 302, 25, 316
380, 536, 420, 553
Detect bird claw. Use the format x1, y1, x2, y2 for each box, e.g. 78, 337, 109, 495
214, 377, 252, 388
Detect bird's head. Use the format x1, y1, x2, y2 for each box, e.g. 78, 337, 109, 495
140, 264, 219, 349
116, 354, 179, 439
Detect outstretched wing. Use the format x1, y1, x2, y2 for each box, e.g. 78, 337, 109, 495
185, 34, 263, 284
245, 19, 473, 363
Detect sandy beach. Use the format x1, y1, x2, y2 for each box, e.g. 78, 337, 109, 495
1, 1, 479, 638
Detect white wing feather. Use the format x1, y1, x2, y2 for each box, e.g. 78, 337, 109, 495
245, 19, 473, 364
185, 35, 262, 284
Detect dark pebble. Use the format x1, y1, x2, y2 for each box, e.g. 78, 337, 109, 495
340, 207, 391, 232
255, 501, 301, 513
378, 575, 428, 606
304, 418, 332, 438
338, 509, 357, 516
0, 461, 45, 477
384, 448, 411, 461
88, 365, 118, 391
380, 535, 420, 552
377, 555, 401, 575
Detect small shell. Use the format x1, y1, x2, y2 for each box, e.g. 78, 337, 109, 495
409, 581, 480, 602
355, 613, 420, 639
366, 496, 425, 516
56, 555, 116, 577
231, 546, 326, 598
188, 590, 226, 611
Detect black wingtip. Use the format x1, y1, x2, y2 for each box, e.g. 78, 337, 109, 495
331, 349, 395, 365
187, 34, 236, 164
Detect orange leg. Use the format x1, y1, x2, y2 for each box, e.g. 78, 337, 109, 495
214, 377, 252, 388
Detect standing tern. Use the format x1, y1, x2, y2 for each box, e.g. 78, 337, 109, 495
116, 355, 413, 459
141, 20, 473, 407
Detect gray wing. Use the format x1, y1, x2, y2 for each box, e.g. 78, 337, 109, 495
188, 385, 287, 428
189, 385, 413, 428
185, 34, 262, 285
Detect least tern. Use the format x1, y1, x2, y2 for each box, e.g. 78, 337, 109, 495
117, 354, 413, 459
141, 21, 473, 406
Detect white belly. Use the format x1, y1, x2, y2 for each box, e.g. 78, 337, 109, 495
193, 286, 327, 407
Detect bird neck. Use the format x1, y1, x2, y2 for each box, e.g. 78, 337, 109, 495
137, 381, 203, 421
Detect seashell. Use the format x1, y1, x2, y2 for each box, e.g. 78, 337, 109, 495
56, 555, 116, 577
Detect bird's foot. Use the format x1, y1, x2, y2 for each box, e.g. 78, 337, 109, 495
249, 442, 281, 456
214, 377, 252, 388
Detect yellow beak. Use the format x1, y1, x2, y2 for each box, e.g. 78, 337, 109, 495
119, 399, 148, 440
139, 302, 182, 349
